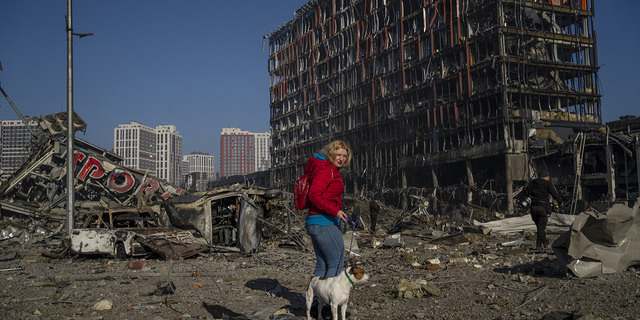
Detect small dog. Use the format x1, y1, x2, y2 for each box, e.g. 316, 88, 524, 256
305, 266, 371, 320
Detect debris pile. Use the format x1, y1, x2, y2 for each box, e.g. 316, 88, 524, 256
0, 112, 289, 259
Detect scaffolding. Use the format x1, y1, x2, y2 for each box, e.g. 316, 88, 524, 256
266, 0, 601, 212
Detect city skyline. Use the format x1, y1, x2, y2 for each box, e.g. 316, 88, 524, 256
1, 0, 639, 173
0, 1, 303, 171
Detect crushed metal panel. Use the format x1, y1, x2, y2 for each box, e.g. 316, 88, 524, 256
137, 230, 209, 260
553, 200, 640, 278
236, 194, 262, 254
169, 195, 212, 242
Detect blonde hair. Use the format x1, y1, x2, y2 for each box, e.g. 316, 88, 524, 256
320, 140, 351, 170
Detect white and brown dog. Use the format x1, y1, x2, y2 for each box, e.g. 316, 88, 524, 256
305, 266, 371, 320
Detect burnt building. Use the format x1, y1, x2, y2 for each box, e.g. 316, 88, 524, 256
266, 0, 602, 212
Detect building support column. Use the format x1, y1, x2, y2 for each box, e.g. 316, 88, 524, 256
401, 169, 408, 210
466, 160, 474, 204
505, 154, 514, 214
605, 129, 616, 202
432, 168, 438, 213
574, 143, 583, 202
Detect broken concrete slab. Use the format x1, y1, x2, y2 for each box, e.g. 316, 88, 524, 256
92, 299, 113, 311
397, 278, 441, 298
382, 234, 404, 248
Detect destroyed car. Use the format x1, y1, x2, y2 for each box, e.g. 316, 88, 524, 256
69, 210, 209, 260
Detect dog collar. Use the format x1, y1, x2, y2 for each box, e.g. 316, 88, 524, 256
345, 270, 354, 285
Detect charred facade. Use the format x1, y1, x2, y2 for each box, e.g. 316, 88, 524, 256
266, 0, 603, 211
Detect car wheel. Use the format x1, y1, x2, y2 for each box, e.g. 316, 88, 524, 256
115, 242, 127, 260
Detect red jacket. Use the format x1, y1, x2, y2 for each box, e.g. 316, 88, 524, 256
305, 155, 344, 217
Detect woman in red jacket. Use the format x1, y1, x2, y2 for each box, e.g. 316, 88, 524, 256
305, 140, 351, 278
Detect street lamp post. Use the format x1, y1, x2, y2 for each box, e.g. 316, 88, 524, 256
66, 0, 74, 235
65, 1, 92, 235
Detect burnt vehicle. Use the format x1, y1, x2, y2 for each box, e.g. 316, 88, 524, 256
69, 210, 209, 260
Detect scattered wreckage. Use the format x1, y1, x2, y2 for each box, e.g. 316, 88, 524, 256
0, 111, 285, 259
68, 210, 208, 260
3, 109, 640, 279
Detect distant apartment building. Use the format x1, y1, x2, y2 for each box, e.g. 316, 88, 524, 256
180, 158, 189, 181
113, 121, 156, 172
113, 122, 182, 185
182, 152, 215, 191
0, 120, 39, 181
156, 125, 182, 185
254, 132, 271, 172
220, 127, 255, 177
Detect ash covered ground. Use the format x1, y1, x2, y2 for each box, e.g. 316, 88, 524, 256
1, 207, 639, 320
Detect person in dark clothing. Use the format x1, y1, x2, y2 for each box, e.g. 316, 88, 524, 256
369, 196, 381, 234
524, 170, 563, 249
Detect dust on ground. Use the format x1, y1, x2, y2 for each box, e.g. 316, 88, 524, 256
1, 206, 639, 320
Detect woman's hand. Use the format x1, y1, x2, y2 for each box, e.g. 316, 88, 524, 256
336, 210, 349, 224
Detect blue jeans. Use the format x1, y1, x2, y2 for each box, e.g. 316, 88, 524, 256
306, 224, 345, 278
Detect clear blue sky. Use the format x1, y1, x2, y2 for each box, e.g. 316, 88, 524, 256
1, 1, 638, 169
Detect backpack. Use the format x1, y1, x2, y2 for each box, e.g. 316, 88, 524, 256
294, 173, 312, 210
294, 169, 333, 210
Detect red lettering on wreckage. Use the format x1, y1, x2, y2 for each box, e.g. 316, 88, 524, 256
73, 153, 105, 181
107, 170, 136, 193
73, 151, 183, 199
137, 179, 159, 194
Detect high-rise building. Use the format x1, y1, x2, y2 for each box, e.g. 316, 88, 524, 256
182, 152, 215, 191
220, 128, 255, 177
253, 132, 271, 172
0, 120, 39, 181
113, 121, 156, 172
183, 152, 215, 177
266, 0, 601, 211
114, 122, 182, 185
156, 125, 182, 185
180, 158, 189, 182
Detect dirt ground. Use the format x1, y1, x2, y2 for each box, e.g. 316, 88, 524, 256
1, 210, 639, 320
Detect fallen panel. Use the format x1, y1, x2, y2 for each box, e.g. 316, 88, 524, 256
475, 213, 576, 235
137, 230, 209, 260
236, 194, 262, 254
553, 200, 640, 278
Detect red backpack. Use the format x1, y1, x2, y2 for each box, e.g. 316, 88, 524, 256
294, 173, 312, 210
294, 169, 333, 210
